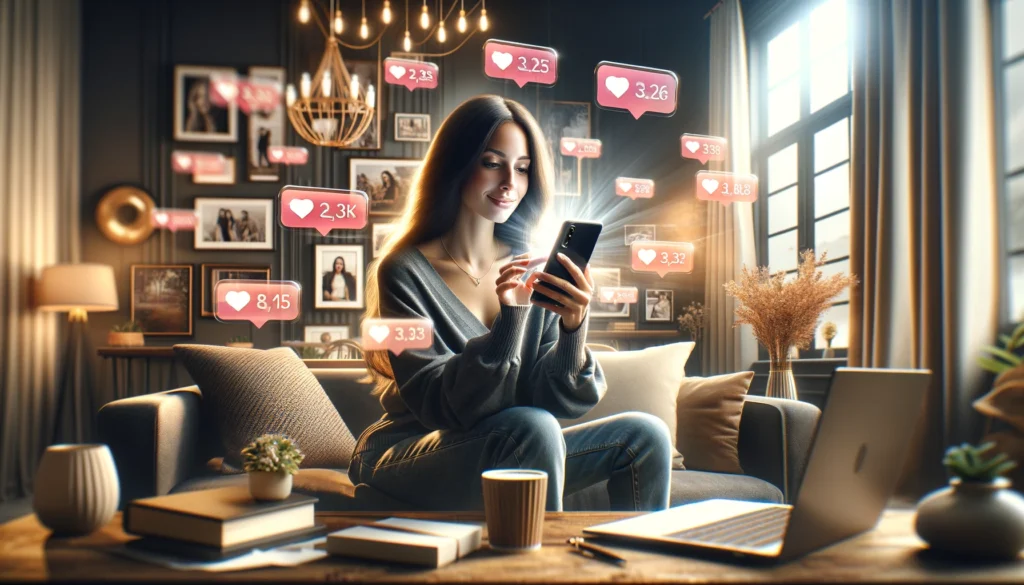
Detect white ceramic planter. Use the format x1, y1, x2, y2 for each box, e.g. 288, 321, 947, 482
33, 444, 120, 535
914, 477, 1024, 559
248, 471, 293, 501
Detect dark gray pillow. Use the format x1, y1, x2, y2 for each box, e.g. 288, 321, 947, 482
174, 345, 356, 469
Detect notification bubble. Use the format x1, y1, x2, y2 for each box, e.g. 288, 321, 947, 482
630, 241, 695, 277
279, 186, 368, 236
560, 137, 602, 159
151, 208, 198, 232
482, 39, 558, 88
267, 146, 309, 165
214, 280, 301, 328
694, 171, 759, 205
383, 57, 439, 91
361, 318, 434, 355
238, 79, 281, 114
209, 74, 240, 107
594, 61, 679, 119
597, 286, 639, 304
615, 178, 655, 200
680, 134, 728, 165
171, 151, 226, 175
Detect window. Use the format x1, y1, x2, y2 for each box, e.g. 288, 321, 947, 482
751, 0, 853, 356
999, 0, 1024, 321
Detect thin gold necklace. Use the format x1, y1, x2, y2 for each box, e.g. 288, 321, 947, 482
440, 236, 496, 286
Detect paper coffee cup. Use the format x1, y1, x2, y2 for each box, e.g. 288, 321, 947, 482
481, 469, 547, 552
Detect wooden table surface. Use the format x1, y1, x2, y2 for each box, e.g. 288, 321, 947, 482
1, 510, 1021, 583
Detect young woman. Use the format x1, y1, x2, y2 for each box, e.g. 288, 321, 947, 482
353, 95, 673, 512
323, 256, 356, 301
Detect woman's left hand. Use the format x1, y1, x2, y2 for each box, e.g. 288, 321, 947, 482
527, 253, 594, 332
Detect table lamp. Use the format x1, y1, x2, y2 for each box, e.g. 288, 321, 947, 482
36, 263, 118, 444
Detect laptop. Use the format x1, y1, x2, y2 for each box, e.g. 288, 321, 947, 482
583, 367, 932, 563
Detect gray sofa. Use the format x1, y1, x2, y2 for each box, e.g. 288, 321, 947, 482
97, 366, 822, 511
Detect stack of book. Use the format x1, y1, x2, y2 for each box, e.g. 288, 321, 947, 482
608, 321, 636, 331
123, 485, 325, 561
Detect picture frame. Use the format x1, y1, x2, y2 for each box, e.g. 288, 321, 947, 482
130, 264, 193, 336
304, 325, 354, 359
644, 288, 674, 322
173, 65, 238, 142
193, 197, 274, 251
589, 267, 630, 318
247, 66, 286, 182
349, 157, 423, 217
394, 113, 431, 142
371, 222, 399, 257
624, 224, 657, 245
200, 263, 271, 317
345, 59, 383, 150
314, 244, 365, 309
192, 156, 236, 185
537, 101, 591, 197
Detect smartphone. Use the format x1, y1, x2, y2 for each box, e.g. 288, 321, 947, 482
530, 220, 603, 308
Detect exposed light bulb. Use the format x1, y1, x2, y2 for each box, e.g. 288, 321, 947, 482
366, 84, 376, 107
457, 9, 467, 32
285, 83, 297, 106
350, 74, 360, 98
300, 72, 311, 98
382, 0, 392, 23
321, 70, 332, 97
403, 30, 411, 51
419, 3, 430, 29
333, 9, 343, 34
479, 7, 488, 31
438, 20, 446, 42
360, 17, 369, 38
298, 0, 310, 23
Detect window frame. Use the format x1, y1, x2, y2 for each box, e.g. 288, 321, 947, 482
995, 0, 1024, 323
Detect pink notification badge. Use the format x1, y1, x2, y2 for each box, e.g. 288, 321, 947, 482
630, 241, 695, 277
171, 151, 226, 175
238, 79, 281, 114
384, 58, 439, 91
482, 39, 558, 88
151, 208, 198, 232
361, 318, 434, 355
615, 178, 655, 200
560, 137, 602, 159
208, 74, 240, 107
279, 185, 368, 236
680, 134, 728, 165
595, 61, 679, 120
694, 171, 759, 205
214, 280, 301, 328
267, 146, 309, 165
598, 286, 639, 304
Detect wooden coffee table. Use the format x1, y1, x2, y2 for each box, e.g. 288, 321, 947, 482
1, 510, 1020, 583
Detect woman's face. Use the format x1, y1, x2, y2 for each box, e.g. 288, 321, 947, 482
381, 172, 391, 186
334, 257, 345, 272
460, 121, 531, 224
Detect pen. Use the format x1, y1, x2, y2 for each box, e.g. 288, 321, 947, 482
566, 537, 627, 566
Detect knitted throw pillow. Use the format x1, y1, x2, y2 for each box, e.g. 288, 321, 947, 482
174, 345, 356, 470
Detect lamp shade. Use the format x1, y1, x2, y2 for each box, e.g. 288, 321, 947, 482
36, 264, 118, 312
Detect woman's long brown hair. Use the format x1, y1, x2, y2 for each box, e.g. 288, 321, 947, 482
360, 95, 554, 395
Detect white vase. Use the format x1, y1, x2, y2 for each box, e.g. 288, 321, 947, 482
914, 477, 1024, 559
248, 471, 293, 501
33, 444, 120, 535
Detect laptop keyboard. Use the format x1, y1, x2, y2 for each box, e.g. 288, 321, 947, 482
666, 506, 790, 550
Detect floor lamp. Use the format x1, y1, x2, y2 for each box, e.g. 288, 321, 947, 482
36, 264, 119, 445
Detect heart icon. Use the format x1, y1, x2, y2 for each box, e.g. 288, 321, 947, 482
605, 76, 629, 99
601, 289, 614, 301
270, 147, 284, 160
618, 181, 632, 193
685, 141, 700, 153
491, 51, 513, 71
175, 155, 192, 169
225, 290, 251, 312
701, 179, 720, 194
215, 80, 238, 101
388, 65, 407, 79
563, 141, 577, 152
154, 213, 168, 225
368, 325, 390, 344
289, 198, 314, 219
638, 248, 656, 266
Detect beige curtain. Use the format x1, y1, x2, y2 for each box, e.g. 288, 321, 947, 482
0, 0, 81, 500
850, 0, 998, 494
703, 0, 758, 375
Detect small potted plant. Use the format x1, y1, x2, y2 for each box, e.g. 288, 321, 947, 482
107, 321, 144, 347
914, 442, 1024, 559
821, 321, 838, 358
225, 335, 253, 349
240, 433, 304, 501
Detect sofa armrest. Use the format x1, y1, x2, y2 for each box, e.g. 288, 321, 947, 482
97, 386, 203, 509
736, 396, 821, 502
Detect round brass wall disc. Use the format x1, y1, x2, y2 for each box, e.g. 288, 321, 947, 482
95, 186, 156, 245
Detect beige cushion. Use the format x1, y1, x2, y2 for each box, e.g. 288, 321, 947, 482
174, 345, 356, 469
675, 371, 754, 474
558, 342, 695, 459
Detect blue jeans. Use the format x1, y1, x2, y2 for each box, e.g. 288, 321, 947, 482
349, 407, 673, 512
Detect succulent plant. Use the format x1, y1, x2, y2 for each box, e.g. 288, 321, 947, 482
241, 433, 304, 475
977, 321, 1024, 376
111, 320, 143, 333
943, 442, 1017, 482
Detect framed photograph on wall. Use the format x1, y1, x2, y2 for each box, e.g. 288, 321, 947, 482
193, 197, 274, 250
589, 267, 630, 318
130, 264, 193, 336
200, 263, 271, 317
624, 224, 657, 245
192, 156, 236, 185
537, 101, 590, 197
345, 59, 382, 150
394, 113, 431, 142
304, 325, 354, 358
247, 66, 286, 182
349, 158, 422, 217
644, 289, 674, 322
173, 65, 238, 142
371, 222, 399, 257
314, 244, 365, 309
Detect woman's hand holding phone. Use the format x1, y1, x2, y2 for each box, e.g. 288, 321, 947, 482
526, 253, 595, 332
495, 253, 536, 306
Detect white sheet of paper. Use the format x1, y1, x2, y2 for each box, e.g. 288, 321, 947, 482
111, 536, 328, 572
